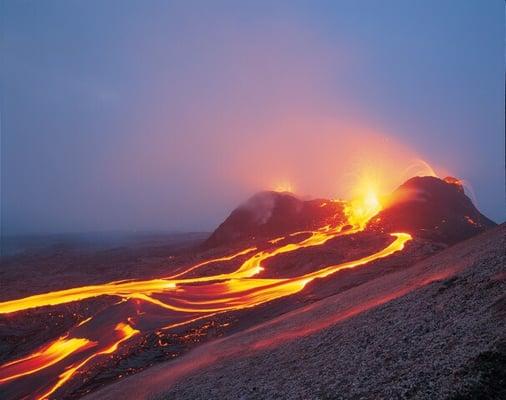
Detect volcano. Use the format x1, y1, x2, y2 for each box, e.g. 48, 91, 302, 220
0, 175, 501, 400
204, 176, 495, 249
203, 191, 345, 249
367, 176, 496, 244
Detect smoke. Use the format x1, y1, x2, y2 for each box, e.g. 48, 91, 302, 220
101, 24, 439, 231
2, 1, 502, 234
239, 193, 277, 226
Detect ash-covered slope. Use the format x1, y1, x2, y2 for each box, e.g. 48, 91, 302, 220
84, 225, 505, 400
204, 177, 495, 248
156, 226, 505, 400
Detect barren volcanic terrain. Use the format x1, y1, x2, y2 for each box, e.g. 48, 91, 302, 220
0, 176, 502, 400
88, 224, 506, 400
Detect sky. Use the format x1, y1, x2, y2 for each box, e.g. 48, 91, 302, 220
1, 0, 504, 235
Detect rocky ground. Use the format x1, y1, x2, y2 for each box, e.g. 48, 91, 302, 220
0, 230, 442, 399
84, 224, 505, 400
0, 232, 209, 301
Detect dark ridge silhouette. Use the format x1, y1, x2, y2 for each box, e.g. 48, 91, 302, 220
203, 191, 346, 248
204, 177, 496, 249
367, 176, 496, 244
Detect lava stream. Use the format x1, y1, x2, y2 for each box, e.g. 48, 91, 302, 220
0, 190, 412, 400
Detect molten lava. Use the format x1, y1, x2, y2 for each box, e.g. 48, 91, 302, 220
0, 186, 412, 399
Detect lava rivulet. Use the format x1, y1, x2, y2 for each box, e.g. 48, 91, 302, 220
0, 337, 94, 384
0, 190, 412, 399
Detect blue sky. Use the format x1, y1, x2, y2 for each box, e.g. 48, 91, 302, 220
1, 0, 504, 234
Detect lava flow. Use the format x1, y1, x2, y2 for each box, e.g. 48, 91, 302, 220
0, 185, 412, 400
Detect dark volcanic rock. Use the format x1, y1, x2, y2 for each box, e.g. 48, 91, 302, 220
84, 225, 506, 400
203, 191, 345, 248
204, 177, 496, 249
367, 176, 496, 244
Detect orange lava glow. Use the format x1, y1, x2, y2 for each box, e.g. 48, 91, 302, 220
0, 337, 93, 384
272, 181, 294, 193
36, 323, 139, 400
0, 186, 412, 399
